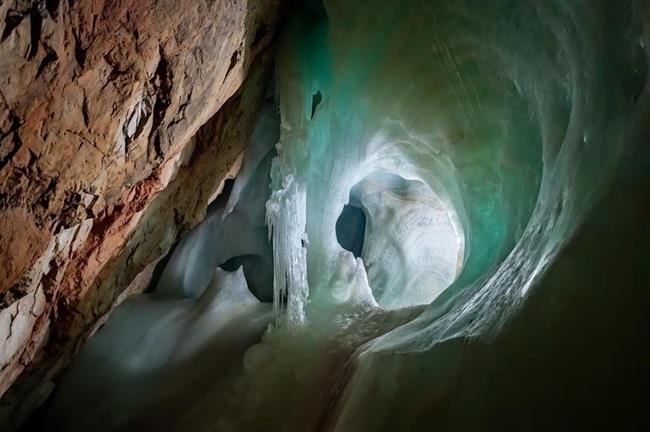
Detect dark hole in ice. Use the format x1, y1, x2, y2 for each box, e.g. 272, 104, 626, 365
219, 254, 273, 302
336, 204, 366, 258
310, 90, 322, 119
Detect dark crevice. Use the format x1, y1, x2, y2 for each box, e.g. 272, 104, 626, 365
209, 178, 235, 209
151, 133, 164, 160
1, 10, 26, 42
27, 7, 42, 60
81, 94, 89, 127
0, 112, 21, 142
0, 133, 22, 171
36, 49, 58, 79
46, 0, 60, 19
73, 33, 86, 67
310, 90, 322, 119
106, 68, 125, 83
143, 240, 179, 294
148, 49, 173, 160
0, 115, 23, 171
223, 49, 241, 82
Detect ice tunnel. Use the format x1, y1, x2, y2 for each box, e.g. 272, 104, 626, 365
334, 172, 464, 309
34, 0, 649, 430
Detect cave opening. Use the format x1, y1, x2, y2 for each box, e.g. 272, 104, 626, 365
334, 172, 464, 309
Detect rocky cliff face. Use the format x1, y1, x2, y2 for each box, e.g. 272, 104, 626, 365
0, 0, 281, 426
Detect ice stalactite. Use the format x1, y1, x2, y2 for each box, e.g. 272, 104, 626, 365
266, 173, 309, 328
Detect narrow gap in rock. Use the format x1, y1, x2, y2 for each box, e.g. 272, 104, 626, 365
224, 49, 241, 82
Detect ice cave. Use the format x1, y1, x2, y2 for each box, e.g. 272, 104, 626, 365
0, 0, 648, 431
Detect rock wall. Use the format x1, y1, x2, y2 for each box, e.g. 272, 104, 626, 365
0, 0, 281, 426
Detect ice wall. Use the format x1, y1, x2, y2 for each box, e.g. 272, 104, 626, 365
271, 0, 546, 326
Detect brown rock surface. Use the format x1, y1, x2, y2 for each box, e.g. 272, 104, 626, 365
0, 0, 281, 427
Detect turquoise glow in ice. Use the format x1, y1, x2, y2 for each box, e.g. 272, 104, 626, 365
271, 0, 550, 327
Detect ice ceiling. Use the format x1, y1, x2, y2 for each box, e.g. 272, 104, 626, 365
43, 0, 649, 430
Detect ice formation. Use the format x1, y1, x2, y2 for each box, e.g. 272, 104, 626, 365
268, 0, 646, 346
340, 172, 464, 309
46, 267, 271, 431
157, 102, 278, 302
42, 0, 649, 430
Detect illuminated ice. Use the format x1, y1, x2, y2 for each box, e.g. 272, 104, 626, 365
350, 172, 463, 309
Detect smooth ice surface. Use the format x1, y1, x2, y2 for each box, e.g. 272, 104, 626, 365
46, 268, 271, 431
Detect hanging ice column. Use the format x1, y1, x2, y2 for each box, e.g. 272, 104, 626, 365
268, 7, 380, 328
262, 10, 334, 329
263, 16, 320, 328
266, 170, 309, 328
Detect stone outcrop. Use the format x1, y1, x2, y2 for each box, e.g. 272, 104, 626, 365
0, 0, 281, 427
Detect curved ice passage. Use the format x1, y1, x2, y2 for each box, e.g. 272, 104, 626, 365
43, 0, 649, 431
270, 0, 642, 337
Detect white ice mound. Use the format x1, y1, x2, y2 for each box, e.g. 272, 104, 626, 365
329, 250, 376, 306
46, 267, 272, 431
